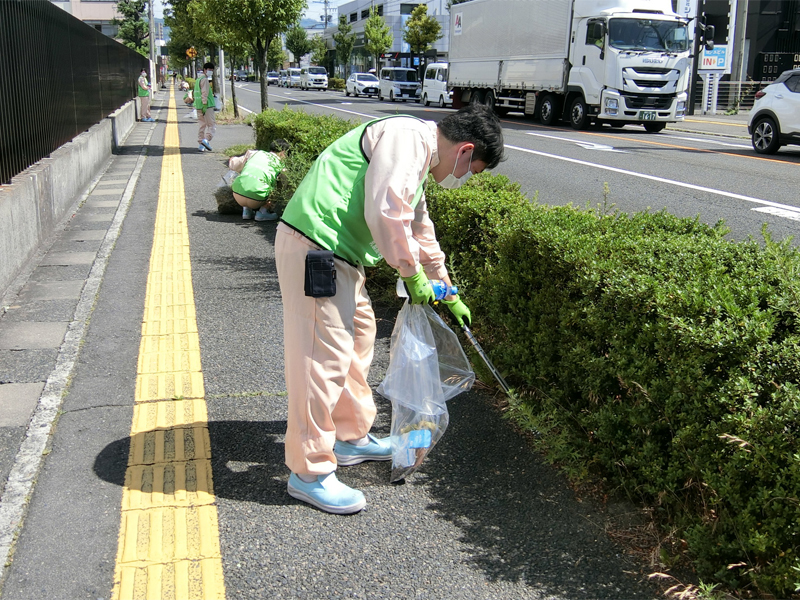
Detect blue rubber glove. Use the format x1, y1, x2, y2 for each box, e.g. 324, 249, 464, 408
400, 269, 435, 304
442, 296, 471, 327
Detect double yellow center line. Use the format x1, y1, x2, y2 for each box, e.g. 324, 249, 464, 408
111, 89, 226, 600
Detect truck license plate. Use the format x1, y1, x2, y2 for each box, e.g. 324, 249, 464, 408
639, 111, 657, 121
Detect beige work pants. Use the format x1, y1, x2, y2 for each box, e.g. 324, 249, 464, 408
140, 95, 151, 119
275, 223, 377, 476
197, 108, 216, 143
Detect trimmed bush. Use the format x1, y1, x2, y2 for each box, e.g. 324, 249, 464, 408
329, 77, 346, 91
249, 107, 358, 213
426, 174, 800, 597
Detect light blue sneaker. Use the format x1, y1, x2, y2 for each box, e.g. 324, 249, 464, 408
198, 144, 206, 152
334, 434, 392, 466
201, 139, 213, 151
242, 207, 255, 220
287, 472, 366, 514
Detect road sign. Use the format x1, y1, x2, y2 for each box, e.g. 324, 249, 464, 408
186, 47, 198, 59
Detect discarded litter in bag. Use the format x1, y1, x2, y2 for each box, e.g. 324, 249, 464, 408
377, 302, 474, 482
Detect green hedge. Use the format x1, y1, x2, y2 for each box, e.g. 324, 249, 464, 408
248, 107, 800, 595
426, 175, 800, 597
329, 77, 346, 91
249, 107, 358, 213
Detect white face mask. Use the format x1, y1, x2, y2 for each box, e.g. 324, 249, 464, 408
206, 70, 213, 79
141, 73, 147, 78
438, 149, 473, 190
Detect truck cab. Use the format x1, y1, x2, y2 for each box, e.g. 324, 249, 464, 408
568, 1, 691, 130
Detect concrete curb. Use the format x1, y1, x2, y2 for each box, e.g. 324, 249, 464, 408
0, 101, 137, 300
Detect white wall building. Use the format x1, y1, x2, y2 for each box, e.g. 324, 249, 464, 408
50, 0, 120, 37
323, 0, 450, 74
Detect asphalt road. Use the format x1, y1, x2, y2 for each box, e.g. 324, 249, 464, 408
228, 81, 800, 245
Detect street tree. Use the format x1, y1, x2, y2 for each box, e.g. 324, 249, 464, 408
114, 0, 149, 57
403, 5, 442, 76
285, 25, 311, 66
309, 35, 328, 66
191, 0, 306, 111
332, 14, 355, 78
164, 0, 213, 77
268, 37, 286, 71
364, 7, 392, 72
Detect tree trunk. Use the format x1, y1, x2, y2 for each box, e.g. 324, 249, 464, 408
259, 50, 269, 111
229, 54, 239, 119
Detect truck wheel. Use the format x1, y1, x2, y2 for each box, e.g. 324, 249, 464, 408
539, 94, 558, 126
751, 117, 781, 154
470, 89, 485, 105
439, 95, 446, 108
484, 91, 496, 111
644, 123, 666, 133
570, 96, 589, 130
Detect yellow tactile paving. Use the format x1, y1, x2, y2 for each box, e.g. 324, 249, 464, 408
111, 89, 226, 600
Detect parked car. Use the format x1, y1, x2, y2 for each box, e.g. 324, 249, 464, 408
266, 71, 280, 85
421, 62, 452, 107
300, 66, 328, 90
279, 69, 289, 87
748, 68, 800, 154
286, 68, 301, 88
378, 67, 421, 102
345, 72, 379, 97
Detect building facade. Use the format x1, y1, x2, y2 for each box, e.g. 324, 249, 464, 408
50, 0, 120, 37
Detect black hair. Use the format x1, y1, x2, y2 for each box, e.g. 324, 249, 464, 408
270, 139, 290, 154
203, 62, 215, 70
438, 103, 505, 169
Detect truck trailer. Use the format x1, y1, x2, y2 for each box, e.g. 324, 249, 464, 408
448, 0, 694, 131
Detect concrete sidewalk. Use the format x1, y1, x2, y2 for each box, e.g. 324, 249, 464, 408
0, 87, 663, 600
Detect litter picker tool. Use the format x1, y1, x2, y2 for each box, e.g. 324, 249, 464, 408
460, 324, 511, 395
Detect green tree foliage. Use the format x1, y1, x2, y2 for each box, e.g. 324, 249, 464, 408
268, 36, 286, 70
364, 7, 392, 71
114, 0, 149, 57
164, 0, 212, 74
285, 25, 311, 65
332, 14, 355, 77
309, 34, 328, 66
402, 5, 441, 73
191, 0, 307, 111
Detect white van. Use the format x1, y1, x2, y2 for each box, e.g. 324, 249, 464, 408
286, 68, 301, 88
421, 63, 452, 107
378, 67, 421, 102
300, 66, 328, 90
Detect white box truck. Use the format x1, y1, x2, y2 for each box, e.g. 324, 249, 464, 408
449, 0, 696, 131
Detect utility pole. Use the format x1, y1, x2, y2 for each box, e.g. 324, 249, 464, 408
148, 0, 156, 89
218, 47, 226, 108
313, 0, 331, 30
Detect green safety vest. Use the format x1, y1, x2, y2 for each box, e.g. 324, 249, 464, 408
231, 151, 283, 201
281, 116, 428, 267
193, 75, 215, 110
137, 76, 149, 97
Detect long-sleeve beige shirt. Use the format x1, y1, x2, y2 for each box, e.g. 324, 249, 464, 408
361, 117, 448, 281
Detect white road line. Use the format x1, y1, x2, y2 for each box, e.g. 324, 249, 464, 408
505, 144, 800, 215
527, 131, 627, 152
666, 135, 751, 149
752, 207, 800, 221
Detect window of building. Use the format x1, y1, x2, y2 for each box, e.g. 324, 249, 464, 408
361, 9, 369, 19
350, 12, 357, 22
401, 4, 418, 15
377, 4, 384, 16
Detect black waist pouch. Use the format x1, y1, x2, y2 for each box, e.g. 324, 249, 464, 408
304, 250, 337, 297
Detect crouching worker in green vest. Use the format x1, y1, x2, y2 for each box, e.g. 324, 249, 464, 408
275, 103, 505, 514
228, 139, 289, 222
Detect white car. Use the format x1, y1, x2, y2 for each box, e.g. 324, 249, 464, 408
300, 67, 328, 90
378, 67, 421, 102
285, 68, 301, 88
345, 73, 379, 97
748, 68, 800, 154
266, 71, 279, 85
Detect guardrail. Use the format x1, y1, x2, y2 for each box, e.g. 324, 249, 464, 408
0, 0, 147, 184
692, 78, 768, 115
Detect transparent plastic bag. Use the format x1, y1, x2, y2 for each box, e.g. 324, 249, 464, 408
377, 302, 474, 482
218, 169, 238, 188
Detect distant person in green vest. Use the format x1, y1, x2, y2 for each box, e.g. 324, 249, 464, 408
137, 68, 153, 122
195, 62, 216, 152
228, 139, 290, 221
275, 103, 505, 514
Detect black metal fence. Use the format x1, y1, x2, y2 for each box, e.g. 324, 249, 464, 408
0, 0, 148, 184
